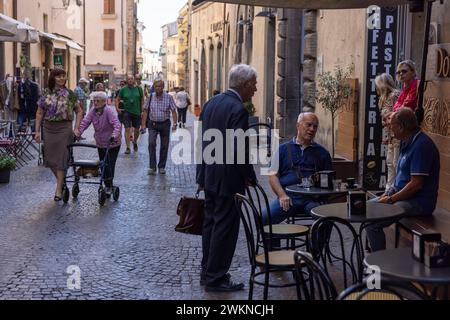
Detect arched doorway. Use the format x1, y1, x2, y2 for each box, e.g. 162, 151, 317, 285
194, 60, 199, 106
208, 43, 214, 98
216, 42, 223, 92
200, 47, 206, 107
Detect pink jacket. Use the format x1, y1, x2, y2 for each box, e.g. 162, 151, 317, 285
79, 106, 122, 148
393, 78, 419, 112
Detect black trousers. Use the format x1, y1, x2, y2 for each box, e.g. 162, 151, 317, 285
177, 108, 187, 124
98, 145, 120, 188
148, 120, 171, 170
202, 191, 241, 285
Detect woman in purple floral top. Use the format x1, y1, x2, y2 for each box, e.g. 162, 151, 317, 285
76, 91, 122, 194
35, 69, 83, 202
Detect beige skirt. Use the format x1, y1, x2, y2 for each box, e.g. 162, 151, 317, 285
43, 121, 73, 171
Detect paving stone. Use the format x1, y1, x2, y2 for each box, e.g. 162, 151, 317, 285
0, 113, 304, 300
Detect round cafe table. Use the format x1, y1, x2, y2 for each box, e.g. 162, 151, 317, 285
285, 185, 350, 197
310, 202, 405, 280
365, 248, 450, 298
310, 202, 405, 224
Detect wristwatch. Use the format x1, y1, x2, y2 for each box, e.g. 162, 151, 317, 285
387, 196, 394, 204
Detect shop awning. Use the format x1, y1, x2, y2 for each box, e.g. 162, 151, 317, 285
39, 31, 69, 49
0, 14, 17, 37
0, 13, 39, 43
192, 0, 408, 9
66, 39, 83, 52
39, 32, 83, 53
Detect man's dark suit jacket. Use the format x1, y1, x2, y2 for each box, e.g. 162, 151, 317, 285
196, 90, 256, 197
19, 80, 40, 114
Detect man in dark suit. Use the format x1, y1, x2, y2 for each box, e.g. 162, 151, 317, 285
197, 64, 258, 292
17, 76, 40, 132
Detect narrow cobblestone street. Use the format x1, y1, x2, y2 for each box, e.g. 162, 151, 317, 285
0, 113, 299, 300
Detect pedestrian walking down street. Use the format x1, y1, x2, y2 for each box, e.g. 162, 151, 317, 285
140, 79, 177, 176
116, 75, 144, 155
34, 68, 83, 202
197, 64, 257, 292
74, 77, 90, 116
175, 87, 191, 128
114, 80, 126, 124
17, 74, 40, 132
75, 91, 122, 195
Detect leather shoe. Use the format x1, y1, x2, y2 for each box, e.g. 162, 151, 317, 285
200, 273, 230, 286
205, 278, 244, 292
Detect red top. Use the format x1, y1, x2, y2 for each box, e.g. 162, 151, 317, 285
393, 78, 419, 112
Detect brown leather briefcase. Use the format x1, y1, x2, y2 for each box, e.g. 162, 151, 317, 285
175, 192, 205, 236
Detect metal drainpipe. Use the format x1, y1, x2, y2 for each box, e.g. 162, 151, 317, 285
13, 0, 18, 75
121, 0, 124, 74
83, 0, 86, 66
416, 0, 433, 126
134, 4, 138, 75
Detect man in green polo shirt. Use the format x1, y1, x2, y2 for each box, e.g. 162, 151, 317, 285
116, 75, 144, 154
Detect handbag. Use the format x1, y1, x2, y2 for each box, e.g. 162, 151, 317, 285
175, 190, 205, 236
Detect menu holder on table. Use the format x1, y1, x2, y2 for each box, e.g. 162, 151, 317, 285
347, 191, 366, 217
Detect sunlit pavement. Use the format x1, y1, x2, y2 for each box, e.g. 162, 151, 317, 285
0, 113, 300, 300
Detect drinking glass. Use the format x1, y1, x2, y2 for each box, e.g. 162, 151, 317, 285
333, 179, 342, 191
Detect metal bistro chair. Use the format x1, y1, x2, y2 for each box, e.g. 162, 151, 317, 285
294, 250, 338, 301
235, 193, 301, 300
338, 279, 430, 300
246, 183, 309, 251
310, 216, 364, 290
0, 120, 27, 168
248, 118, 272, 158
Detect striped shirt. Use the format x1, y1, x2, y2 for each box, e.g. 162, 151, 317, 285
145, 92, 177, 122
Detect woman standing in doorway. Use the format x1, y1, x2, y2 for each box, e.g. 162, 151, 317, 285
375, 73, 400, 192
34, 69, 83, 202
393, 60, 419, 112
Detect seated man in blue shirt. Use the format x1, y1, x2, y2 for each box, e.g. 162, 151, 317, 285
265, 112, 333, 225
367, 108, 440, 251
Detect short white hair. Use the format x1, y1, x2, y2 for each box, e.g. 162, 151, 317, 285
91, 91, 108, 101
228, 64, 257, 89
297, 112, 318, 123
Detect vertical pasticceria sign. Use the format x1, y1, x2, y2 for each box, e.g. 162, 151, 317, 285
363, 6, 398, 190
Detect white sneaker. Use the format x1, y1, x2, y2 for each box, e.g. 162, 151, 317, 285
148, 168, 157, 175
159, 168, 166, 175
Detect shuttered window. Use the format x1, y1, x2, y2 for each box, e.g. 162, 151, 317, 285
104, 0, 115, 14
104, 29, 115, 51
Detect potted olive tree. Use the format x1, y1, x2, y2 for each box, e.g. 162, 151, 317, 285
244, 101, 259, 127
315, 64, 354, 159
0, 155, 16, 184
316, 64, 357, 180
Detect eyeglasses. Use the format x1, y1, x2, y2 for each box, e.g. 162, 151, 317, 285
396, 69, 409, 75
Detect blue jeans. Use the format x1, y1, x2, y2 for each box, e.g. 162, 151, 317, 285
263, 193, 321, 225
366, 197, 426, 252
17, 112, 36, 132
